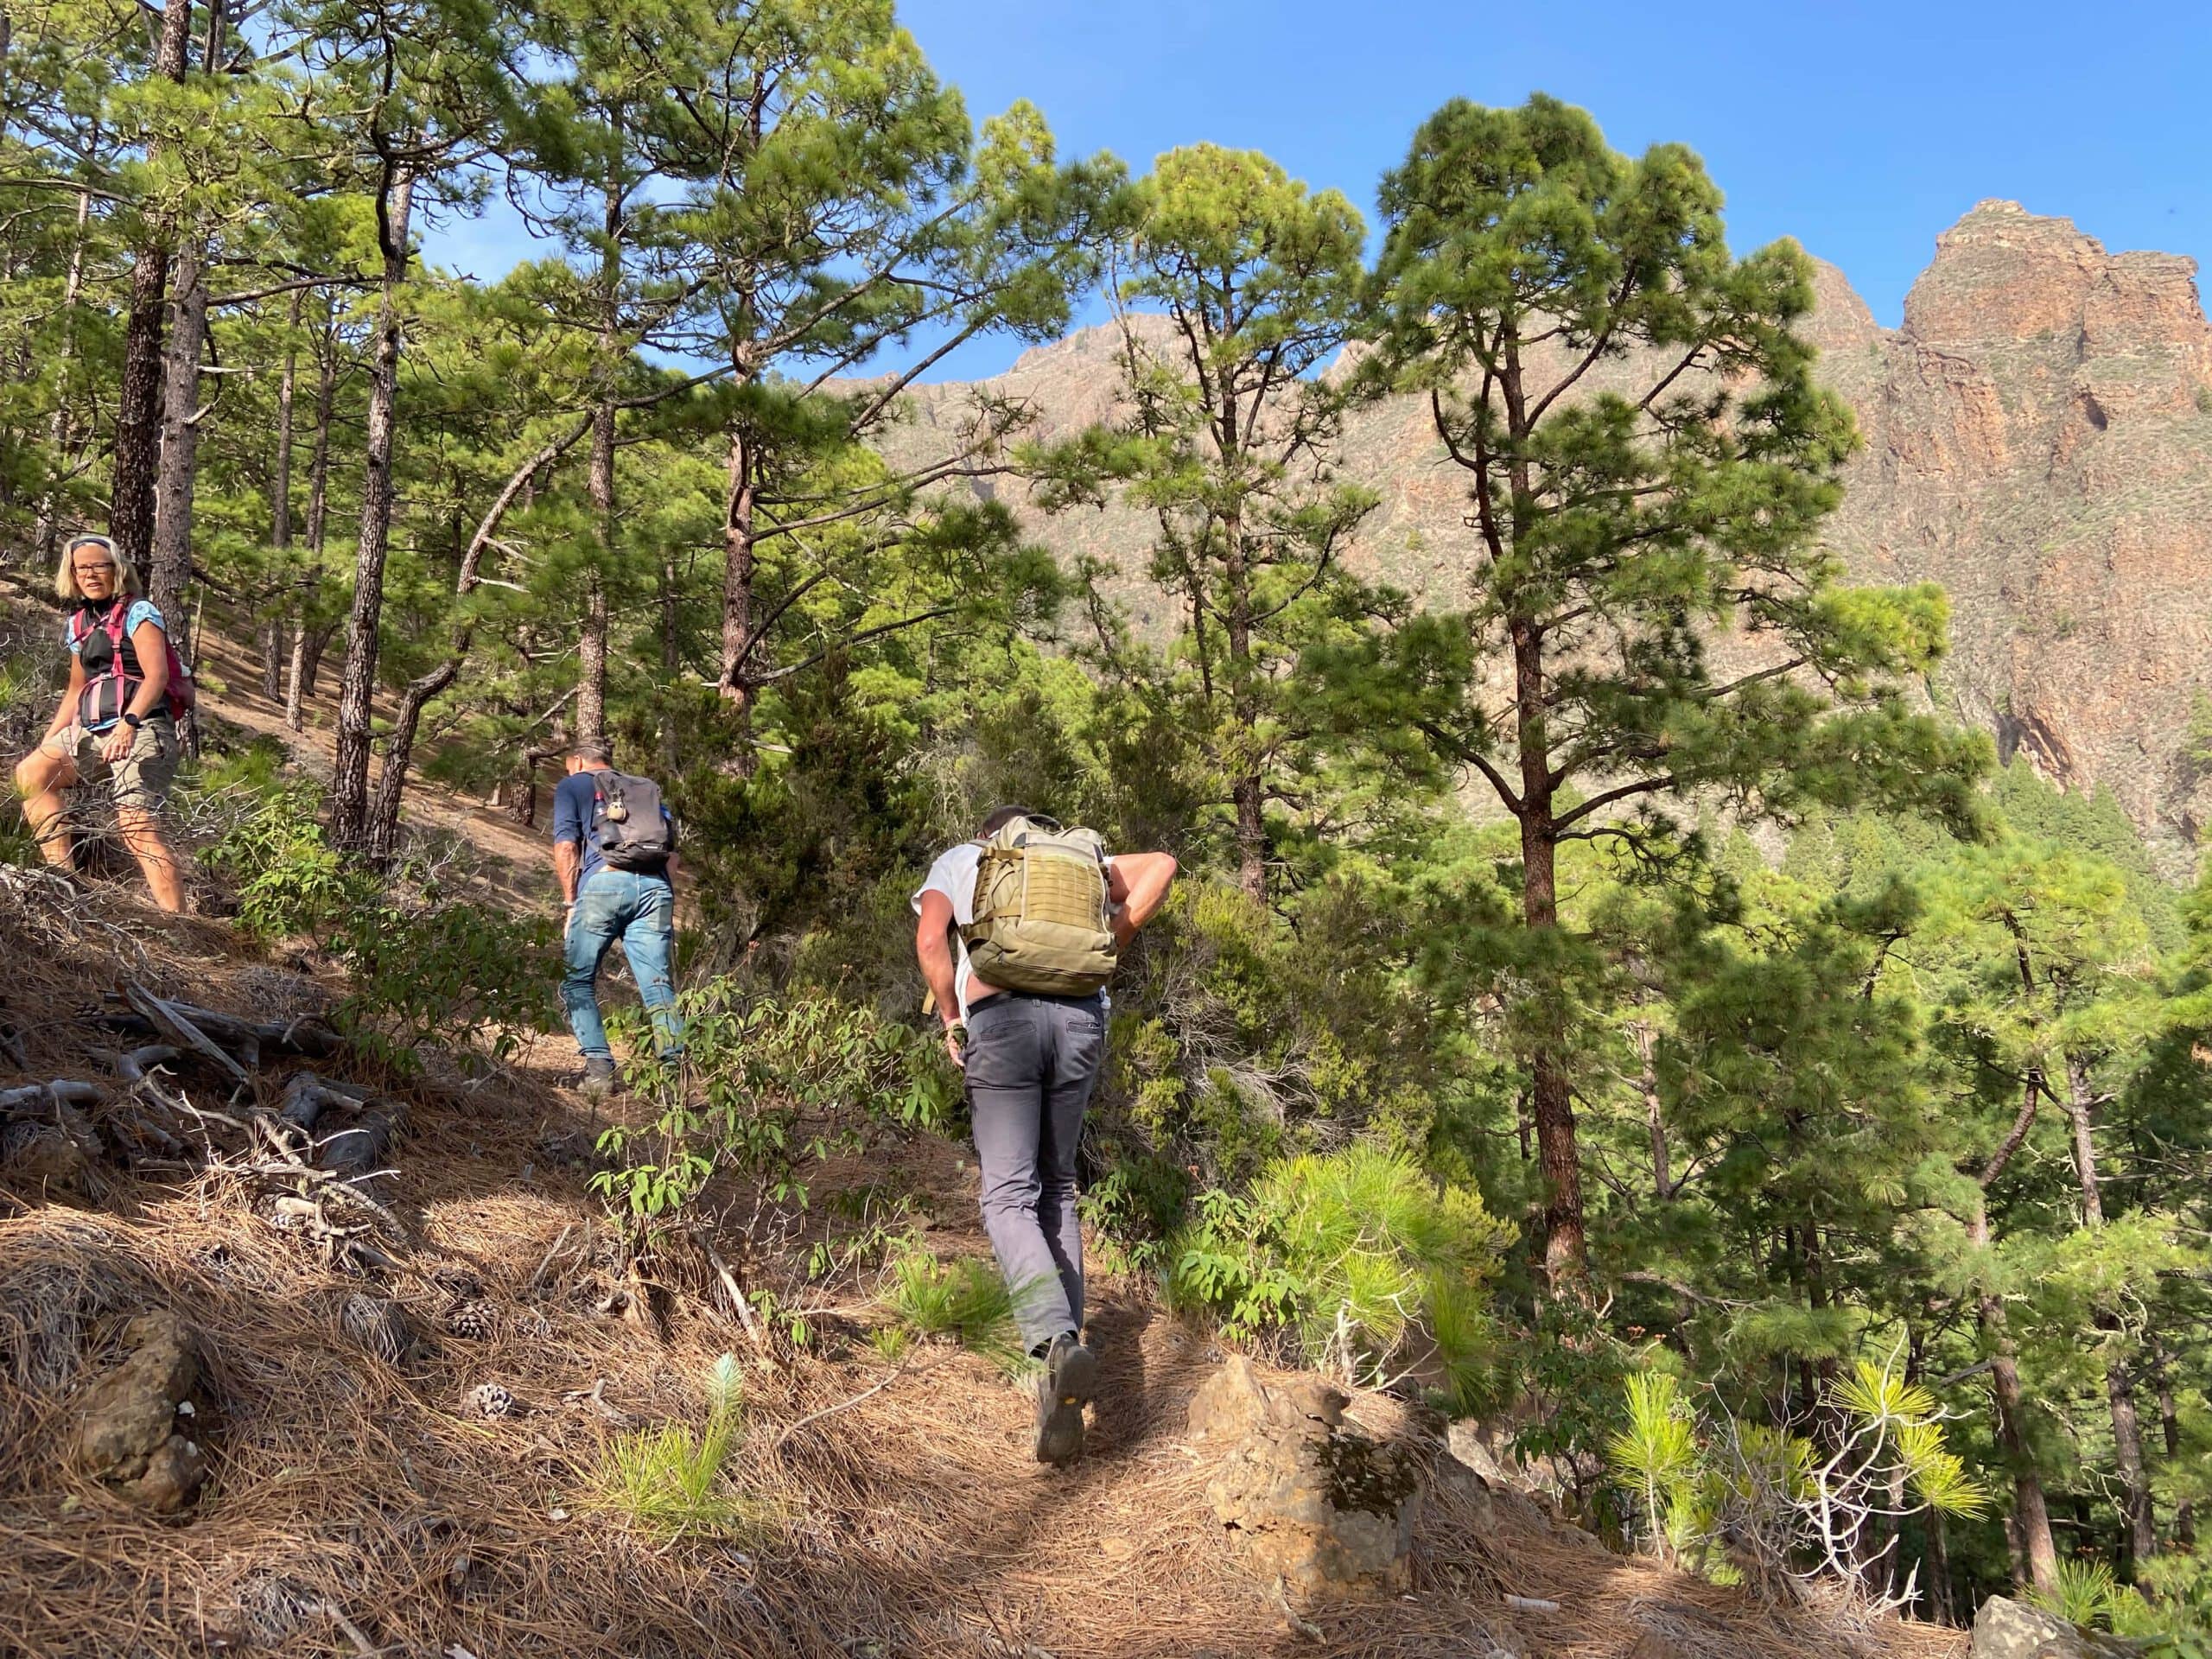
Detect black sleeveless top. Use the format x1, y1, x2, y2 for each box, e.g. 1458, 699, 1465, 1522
75, 599, 148, 682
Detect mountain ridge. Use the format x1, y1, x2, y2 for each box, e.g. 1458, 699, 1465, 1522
893, 200, 2212, 863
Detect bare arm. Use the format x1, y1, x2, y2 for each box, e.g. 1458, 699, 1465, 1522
554, 839, 582, 906
915, 889, 963, 1065
126, 620, 168, 716
1108, 852, 1178, 948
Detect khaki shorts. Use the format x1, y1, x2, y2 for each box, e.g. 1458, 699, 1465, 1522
41, 715, 179, 814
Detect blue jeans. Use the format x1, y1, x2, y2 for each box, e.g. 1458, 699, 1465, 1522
562, 869, 683, 1061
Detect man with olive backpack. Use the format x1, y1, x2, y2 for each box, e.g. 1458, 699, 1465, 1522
912, 805, 1177, 1465
550, 738, 683, 1097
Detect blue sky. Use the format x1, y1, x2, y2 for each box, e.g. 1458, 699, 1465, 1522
426, 0, 2212, 380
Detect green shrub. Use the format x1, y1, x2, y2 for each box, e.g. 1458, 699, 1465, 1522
594, 983, 957, 1230
201, 780, 556, 1068
1605, 1355, 1985, 1598
1166, 1141, 1510, 1412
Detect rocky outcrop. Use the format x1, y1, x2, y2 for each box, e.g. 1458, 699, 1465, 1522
1186, 1355, 1421, 1602
893, 201, 2212, 862
1970, 1595, 2149, 1659
73, 1309, 206, 1512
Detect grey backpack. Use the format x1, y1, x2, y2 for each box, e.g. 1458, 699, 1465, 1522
593, 772, 674, 873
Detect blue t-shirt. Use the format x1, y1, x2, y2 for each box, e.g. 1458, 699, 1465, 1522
552, 769, 674, 888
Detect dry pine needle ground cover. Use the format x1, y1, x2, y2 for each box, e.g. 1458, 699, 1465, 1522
0, 874, 1966, 1659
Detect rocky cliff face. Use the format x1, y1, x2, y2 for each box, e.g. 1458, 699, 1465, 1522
897, 201, 2212, 855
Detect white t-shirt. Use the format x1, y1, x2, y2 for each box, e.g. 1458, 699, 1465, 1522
911, 837, 1120, 1020
912, 842, 986, 1020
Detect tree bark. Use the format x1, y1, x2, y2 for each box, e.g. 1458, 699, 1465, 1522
262, 289, 301, 700
368, 658, 458, 861
2059, 1055, 2158, 1565
1974, 1079, 2061, 1597
717, 415, 760, 776
149, 234, 207, 649
285, 297, 338, 731
659, 549, 681, 772
31, 187, 92, 568
2154, 1351, 2194, 1547
329, 162, 414, 852
109, 0, 194, 567
1510, 606, 1584, 1287
577, 149, 623, 750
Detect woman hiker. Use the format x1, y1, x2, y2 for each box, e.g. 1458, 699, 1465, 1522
14, 533, 188, 912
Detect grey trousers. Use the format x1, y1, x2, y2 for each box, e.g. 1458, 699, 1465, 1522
963, 990, 1107, 1351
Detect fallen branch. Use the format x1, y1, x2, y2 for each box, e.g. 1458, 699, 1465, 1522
772, 1350, 929, 1453
124, 983, 251, 1089
702, 1239, 775, 1367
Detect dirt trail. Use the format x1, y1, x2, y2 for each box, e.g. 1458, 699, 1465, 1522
0, 630, 1967, 1659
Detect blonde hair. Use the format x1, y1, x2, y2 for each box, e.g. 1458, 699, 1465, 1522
55, 534, 143, 603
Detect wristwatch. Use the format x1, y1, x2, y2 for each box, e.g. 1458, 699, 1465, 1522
121, 712, 143, 730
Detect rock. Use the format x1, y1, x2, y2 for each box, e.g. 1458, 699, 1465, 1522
1971, 1595, 2150, 1659
1186, 1356, 1420, 1603
73, 1309, 206, 1512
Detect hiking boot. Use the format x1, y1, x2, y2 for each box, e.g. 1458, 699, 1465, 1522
577, 1057, 618, 1099
1033, 1332, 1098, 1465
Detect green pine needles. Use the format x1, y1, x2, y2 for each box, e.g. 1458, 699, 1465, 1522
1605, 1355, 1985, 1606
593, 1354, 768, 1543
1167, 1144, 1510, 1414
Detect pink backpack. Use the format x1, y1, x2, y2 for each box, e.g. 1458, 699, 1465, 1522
70, 601, 197, 724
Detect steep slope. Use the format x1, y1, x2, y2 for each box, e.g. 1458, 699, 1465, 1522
0, 868, 1966, 1659
893, 203, 2212, 859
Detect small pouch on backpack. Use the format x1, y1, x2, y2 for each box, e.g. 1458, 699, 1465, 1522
75, 673, 138, 733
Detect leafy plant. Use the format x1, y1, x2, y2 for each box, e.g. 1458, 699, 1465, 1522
201, 779, 556, 1069
2031, 1557, 2122, 1630
1604, 1353, 1986, 1607
592, 984, 954, 1233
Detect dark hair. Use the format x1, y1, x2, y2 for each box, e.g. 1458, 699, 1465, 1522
571, 738, 615, 766
977, 804, 1034, 837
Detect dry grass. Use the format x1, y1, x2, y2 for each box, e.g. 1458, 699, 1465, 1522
0, 873, 1967, 1659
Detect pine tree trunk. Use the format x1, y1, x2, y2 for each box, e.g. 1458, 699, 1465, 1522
108, 0, 194, 567
1510, 608, 1584, 1287
2060, 1055, 2158, 1564
368, 658, 459, 861
286, 299, 338, 732
1973, 1079, 2060, 1596
329, 162, 414, 853
659, 549, 681, 772
149, 235, 208, 650
576, 152, 622, 751
1220, 505, 1266, 904
2155, 1355, 2195, 1546
264, 289, 300, 701
717, 416, 760, 777
31, 187, 91, 567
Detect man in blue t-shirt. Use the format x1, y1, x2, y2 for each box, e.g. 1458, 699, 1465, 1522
550, 738, 683, 1096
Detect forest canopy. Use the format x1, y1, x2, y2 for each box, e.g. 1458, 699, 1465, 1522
0, 0, 2206, 1634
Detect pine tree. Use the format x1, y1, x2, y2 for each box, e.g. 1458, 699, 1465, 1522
1360, 93, 1987, 1286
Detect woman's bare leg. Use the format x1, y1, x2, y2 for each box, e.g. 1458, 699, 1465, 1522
14, 747, 78, 870
116, 805, 184, 912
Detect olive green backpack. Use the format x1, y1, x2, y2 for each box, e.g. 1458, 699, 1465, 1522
962, 815, 1118, 996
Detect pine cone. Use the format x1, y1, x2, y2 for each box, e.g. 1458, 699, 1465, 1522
339, 1293, 414, 1364
446, 1300, 498, 1341
463, 1382, 515, 1420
